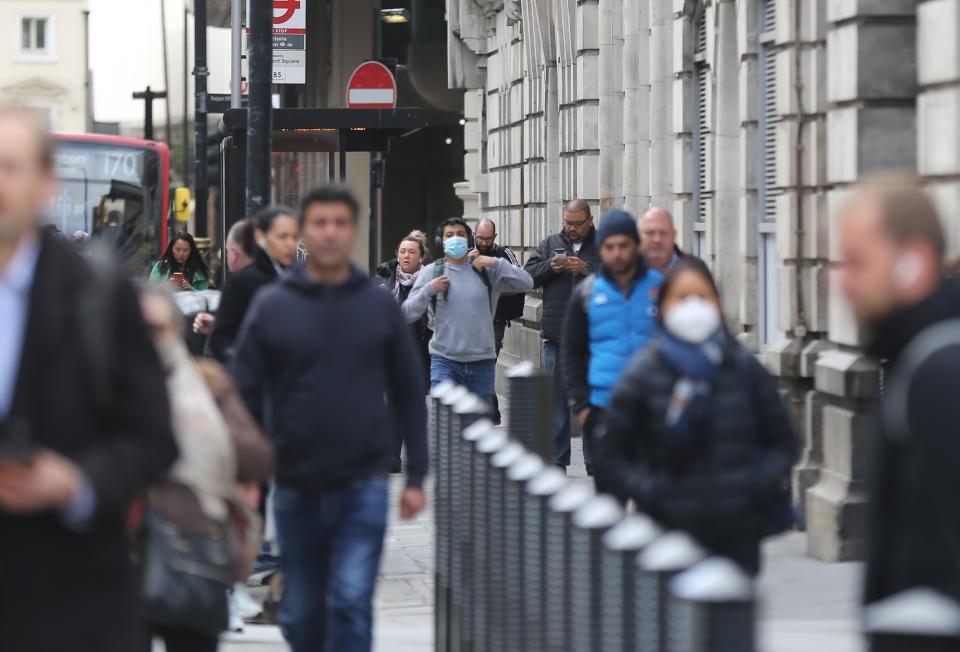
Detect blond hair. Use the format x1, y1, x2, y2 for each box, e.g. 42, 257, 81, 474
399, 229, 431, 262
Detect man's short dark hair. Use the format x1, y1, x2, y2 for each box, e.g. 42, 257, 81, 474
846, 174, 945, 262
441, 217, 470, 233
299, 184, 360, 225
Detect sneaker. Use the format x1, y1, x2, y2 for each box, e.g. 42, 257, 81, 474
227, 590, 244, 633
233, 583, 264, 620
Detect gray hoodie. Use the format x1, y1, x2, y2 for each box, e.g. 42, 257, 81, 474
403, 257, 533, 362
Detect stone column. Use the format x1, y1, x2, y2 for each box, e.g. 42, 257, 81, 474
807, 0, 917, 562
599, 0, 624, 212
649, 0, 675, 212
576, 0, 601, 213
918, 0, 960, 248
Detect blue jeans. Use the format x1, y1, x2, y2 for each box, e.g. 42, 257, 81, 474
430, 356, 497, 408
543, 340, 585, 466
274, 476, 389, 652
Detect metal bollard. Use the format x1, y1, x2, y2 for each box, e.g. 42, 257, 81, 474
488, 442, 526, 652
634, 531, 707, 652
668, 557, 755, 652
544, 481, 595, 652
429, 380, 457, 468
435, 386, 468, 652
460, 419, 496, 652
600, 514, 661, 652
472, 426, 509, 652
504, 452, 545, 652
864, 588, 960, 652
449, 395, 492, 652
570, 495, 625, 652
522, 466, 568, 651
505, 361, 553, 460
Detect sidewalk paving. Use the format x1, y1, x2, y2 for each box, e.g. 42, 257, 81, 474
211, 438, 865, 652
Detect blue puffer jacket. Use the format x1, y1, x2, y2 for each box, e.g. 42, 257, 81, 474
562, 259, 663, 411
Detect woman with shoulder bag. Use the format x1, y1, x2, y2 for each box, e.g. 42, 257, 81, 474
596, 262, 797, 574
138, 285, 273, 651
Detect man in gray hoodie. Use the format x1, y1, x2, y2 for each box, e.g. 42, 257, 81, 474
403, 217, 533, 406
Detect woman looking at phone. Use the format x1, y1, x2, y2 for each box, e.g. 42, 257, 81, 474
149, 231, 210, 291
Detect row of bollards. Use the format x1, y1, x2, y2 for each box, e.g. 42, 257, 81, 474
430, 382, 756, 652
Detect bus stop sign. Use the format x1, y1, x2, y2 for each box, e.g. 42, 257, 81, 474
346, 61, 397, 109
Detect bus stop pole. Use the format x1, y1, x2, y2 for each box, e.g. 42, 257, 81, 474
192, 0, 208, 237
246, 0, 272, 215
230, 0, 242, 109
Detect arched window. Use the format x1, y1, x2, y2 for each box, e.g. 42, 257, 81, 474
691, 6, 710, 258
757, 0, 783, 344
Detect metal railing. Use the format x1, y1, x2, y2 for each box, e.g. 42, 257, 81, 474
429, 381, 757, 652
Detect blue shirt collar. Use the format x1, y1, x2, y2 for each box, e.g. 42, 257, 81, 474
0, 233, 41, 295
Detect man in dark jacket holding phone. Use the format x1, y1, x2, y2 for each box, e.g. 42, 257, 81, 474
232, 185, 428, 652
524, 199, 601, 471
0, 106, 177, 652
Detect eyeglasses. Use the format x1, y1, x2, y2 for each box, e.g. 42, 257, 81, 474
475, 234, 496, 243
563, 219, 589, 229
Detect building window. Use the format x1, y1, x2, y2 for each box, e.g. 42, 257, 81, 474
18, 16, 55, 59
691, 6, 710, 256
757, 0, 783, 344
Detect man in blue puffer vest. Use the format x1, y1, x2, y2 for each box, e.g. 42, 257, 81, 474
561, 209, 663, 476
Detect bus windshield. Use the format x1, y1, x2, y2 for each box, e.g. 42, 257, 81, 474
50, 140, 163, 276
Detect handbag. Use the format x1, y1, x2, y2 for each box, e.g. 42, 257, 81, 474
141, 509, 232, 636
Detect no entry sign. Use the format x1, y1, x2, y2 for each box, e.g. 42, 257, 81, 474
346, 61, 397, 109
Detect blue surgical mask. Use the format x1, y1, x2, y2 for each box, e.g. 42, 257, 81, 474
444, 236, 469, 259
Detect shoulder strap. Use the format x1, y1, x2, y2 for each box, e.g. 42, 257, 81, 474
431, 260, 445, 312
883, 319, 960, 440
470, 257, 494, 314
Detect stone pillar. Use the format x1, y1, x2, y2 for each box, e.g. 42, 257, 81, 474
918, 0, 960, 252
599, 0, 624, 212
669, 2, 695, 250
621, 0, 650, 214
807, 0, 917, 562
649, 0, 675, 212
576, 0, 601, 214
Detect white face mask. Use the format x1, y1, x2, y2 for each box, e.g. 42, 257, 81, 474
664, 297, 722, 344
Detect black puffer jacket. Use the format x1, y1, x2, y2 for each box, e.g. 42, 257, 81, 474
598, 335, 797, 570
524, 228, 601, 343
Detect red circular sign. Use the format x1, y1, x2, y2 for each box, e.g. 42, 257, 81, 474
346, 61, 397, 109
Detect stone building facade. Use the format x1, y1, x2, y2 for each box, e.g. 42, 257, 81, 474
445, 0, 960, 561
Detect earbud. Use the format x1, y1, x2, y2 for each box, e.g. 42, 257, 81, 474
894, 253, 923, 290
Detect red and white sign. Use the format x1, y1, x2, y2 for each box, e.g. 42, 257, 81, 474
346, 61, 397, 109
272, 0, 305, 33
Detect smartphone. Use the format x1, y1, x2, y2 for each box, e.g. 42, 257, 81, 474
553, 248, 567, 257
171, 272, 184, 283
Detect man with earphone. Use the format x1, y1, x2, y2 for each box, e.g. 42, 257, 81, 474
403, 217, 533, 407
837, 175, 960, 651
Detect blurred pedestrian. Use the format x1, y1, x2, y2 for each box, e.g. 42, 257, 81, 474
835, 175, 960, 649
598, 261, 796, 573
524, 198, 601, 471
150, 231, 210, 291
403, 217, 533, 407
637, 206, 695, 272
71, 229, 91, 254
207, 208, 298, 362
376, 230, 433, 471
472, 218, 526, 424
232, 185, 429, 652
138, 286, 273, 651
561, 209, 662, 477
193, 218, 256, 337
0, 105, 177, 651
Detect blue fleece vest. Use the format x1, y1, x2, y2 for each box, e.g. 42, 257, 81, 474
587, 269, 663, 408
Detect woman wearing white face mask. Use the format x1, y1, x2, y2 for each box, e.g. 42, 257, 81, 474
596, 262, 797, 574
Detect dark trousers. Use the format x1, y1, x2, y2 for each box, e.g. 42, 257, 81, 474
274, 476, 389, 652
152, 627, 219, 652
491, 321, 507, 422
542, 339, 578, 466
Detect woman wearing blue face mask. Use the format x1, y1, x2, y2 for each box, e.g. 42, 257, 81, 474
595, 262, 797, 574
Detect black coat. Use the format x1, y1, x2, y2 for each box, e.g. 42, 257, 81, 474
482, 244, 526, 323
598, 335, 796, 571
0, 232, 177, 651
376, 259, 432, 380
523, 228, 602, 343
863, 279, 960, 606
207, 246, 279, 362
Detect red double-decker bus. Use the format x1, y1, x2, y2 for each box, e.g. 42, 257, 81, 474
50, 133, 171, 275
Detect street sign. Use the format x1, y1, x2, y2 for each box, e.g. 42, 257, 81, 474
244, 0, 307, 84
346, 61, 398, 109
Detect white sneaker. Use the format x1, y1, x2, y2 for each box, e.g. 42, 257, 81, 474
233, 583, 264, 620
227, 589, 244, 633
